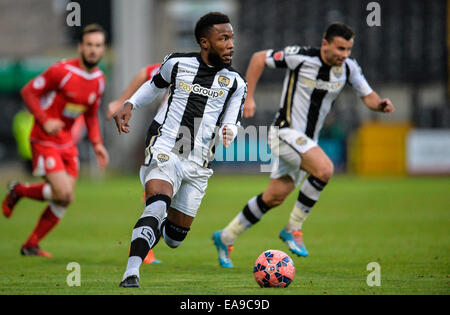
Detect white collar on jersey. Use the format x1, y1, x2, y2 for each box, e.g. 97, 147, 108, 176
64, 64, 103, 80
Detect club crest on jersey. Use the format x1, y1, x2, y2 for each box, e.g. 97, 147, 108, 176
178, 81, 224, 98
218, 75, 230, 87
157, 153, 169, 163
332, 66, 343, 78
296, 137, 307, 146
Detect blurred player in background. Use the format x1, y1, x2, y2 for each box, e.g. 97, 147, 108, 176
107, 63, 164, 265
114, 12, 247, 288
213, 23, 395, 267
2, 24, 109, 257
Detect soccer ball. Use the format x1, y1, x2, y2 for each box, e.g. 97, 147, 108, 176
253, 249, 295, 288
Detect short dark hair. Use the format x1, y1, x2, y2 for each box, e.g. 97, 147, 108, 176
79, 24, 106, 43
194, 12, 230, 44
323, 23, 355, 42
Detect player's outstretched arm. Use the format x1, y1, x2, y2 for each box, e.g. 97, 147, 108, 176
243, 50, 267, 118
106, 67, 148, 120
361, 91, 395, 114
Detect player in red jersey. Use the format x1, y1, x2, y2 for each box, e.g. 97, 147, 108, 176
107, 63, 164, 264
2, 24, 109, 257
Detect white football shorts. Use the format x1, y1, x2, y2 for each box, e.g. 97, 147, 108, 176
139, 148, 213, 218
268, 126, 317, 187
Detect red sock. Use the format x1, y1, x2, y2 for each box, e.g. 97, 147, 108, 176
23, 206, 60, 248
14, 183, 48, 201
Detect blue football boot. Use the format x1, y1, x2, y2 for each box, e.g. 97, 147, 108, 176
279, 227, 309, 257
212, 230, 234, 268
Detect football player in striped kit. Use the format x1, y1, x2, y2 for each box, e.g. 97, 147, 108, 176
107, 63, 164, 265
212, 23, 395, 267
115, 12, 247, 288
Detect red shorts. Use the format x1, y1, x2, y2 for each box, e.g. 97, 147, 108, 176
31, 142, 79, 178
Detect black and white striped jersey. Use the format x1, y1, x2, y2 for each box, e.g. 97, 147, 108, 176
127, 52, 247, 167
266, 46, 373, 141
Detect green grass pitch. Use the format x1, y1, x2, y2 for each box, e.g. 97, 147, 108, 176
0, 174, 448, 295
